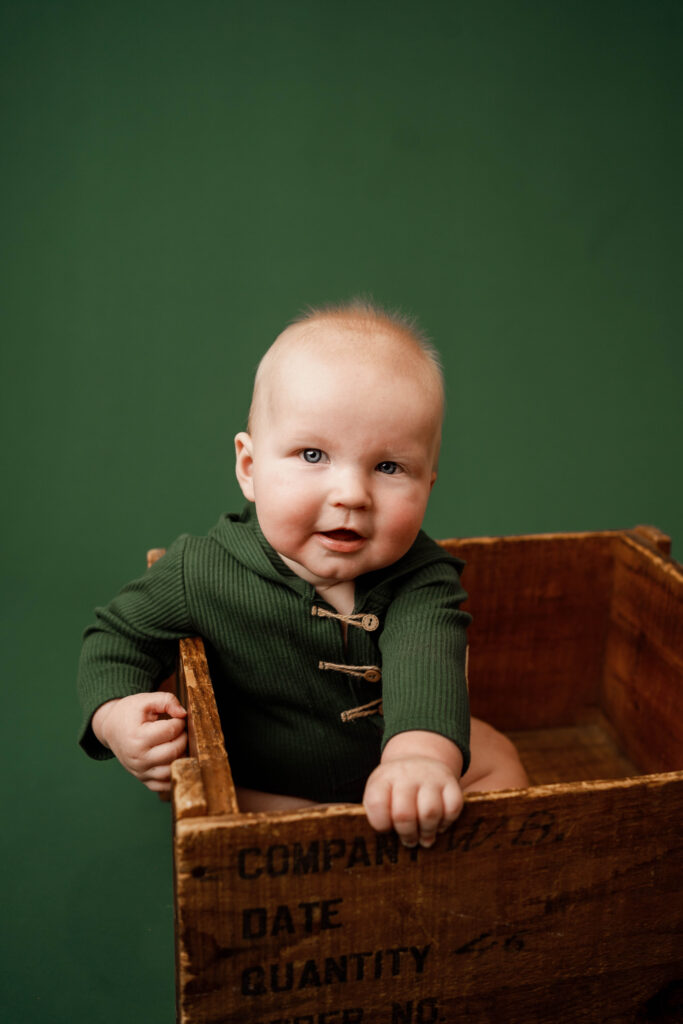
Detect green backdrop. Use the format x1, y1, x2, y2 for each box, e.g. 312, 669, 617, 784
2, 2, 681, 1021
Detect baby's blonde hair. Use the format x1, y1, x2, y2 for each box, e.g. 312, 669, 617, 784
291, 296, 443, 378
247, 298, 444, 433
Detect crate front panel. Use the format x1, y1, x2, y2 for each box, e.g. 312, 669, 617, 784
174, 778, 683, 1024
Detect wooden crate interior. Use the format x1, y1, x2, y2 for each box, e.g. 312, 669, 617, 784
439, 528, 683, 787
173, 525, 683, 800
171, 527, 683, 1024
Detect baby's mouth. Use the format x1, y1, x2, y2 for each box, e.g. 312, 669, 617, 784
322, 529, 362, 541
316, 528, 367, 552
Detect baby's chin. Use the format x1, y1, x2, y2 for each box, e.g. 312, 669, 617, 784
277, 535, 417, 587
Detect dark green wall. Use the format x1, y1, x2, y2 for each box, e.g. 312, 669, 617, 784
2, 2, 681, 1021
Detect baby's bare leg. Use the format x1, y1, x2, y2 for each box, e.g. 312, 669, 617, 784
236, 720, 528, 812
235, 787, 322, 812
461, 718, 529, 793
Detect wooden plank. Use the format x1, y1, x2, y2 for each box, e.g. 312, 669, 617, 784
602, 535, 683, 774
172, 757, 208, 820
507, 712, 639, 786
174, 775, 683, 1024
630, 524, 672, 556
146, 549, 236, 816
439, 533, 617, 730
178, 636, 239, 816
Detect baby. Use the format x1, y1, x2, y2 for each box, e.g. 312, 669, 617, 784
78, 301, 527, 848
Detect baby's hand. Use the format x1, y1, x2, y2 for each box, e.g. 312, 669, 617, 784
91, 692, 188, 793
363, 732, 464, 848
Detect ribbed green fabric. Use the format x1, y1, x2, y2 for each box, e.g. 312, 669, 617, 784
77, 505, 471, 802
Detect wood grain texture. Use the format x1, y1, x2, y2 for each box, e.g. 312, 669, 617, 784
439, 532, 618, 730
172, 757, 208, 820
174, 777, 683, 1024
630, 525, 672, 557
177, 637, 239, 816
602, 535, 683, 774
170, 527, 683, 1023
507, 711, 639, 785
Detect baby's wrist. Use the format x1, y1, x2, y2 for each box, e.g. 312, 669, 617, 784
91, 699, 121, 748
381, 730, 464, 779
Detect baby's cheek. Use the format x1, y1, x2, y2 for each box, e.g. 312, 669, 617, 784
384, 503, 427, 556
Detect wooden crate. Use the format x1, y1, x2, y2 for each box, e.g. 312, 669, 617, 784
171, 527, 683, 1024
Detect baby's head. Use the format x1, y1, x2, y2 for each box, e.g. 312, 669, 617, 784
235, 301, 444, 588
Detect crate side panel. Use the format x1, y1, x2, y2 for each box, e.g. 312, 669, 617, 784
602, 537, 683, 773
441, 535, 616, 729
178, 636, 238, 815
174, 778, 683, 1024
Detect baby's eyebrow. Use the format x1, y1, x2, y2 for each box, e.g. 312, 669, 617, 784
376, 445, 426, 459
288, 436, 328, 448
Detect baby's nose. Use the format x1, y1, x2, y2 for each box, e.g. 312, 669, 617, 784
330, 467, 371, 508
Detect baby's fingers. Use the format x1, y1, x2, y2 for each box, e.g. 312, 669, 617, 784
363, 773, 394, 834
391, 786, 421, 848
440, 777, 464, 828
140, 691, 187, 721
147, 730, 188, 769
138, 763, 174, 793
140, 714, 187, 750
128, 729, 188, 780
416, 785, 446, 848
416, 779, 464, 847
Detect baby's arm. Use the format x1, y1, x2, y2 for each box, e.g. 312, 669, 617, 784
363, 730, 464, 849
91, 692, 188, 793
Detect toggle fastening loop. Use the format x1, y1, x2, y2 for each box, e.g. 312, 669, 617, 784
340, 698, 383, 723
318, 661, 382, 683
311, 605, 379, 632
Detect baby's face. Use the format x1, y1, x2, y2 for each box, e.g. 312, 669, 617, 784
235, 324, 441, 588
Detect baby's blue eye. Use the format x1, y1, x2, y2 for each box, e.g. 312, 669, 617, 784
377, 461, 400, 475
301, 449, 323, 464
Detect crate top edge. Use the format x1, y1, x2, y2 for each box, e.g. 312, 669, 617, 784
439, 526, 682, 570
174, 770, 683, 834
439, 526, 658, 547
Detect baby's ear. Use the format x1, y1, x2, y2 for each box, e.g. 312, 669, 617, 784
234, 432, 255, 501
